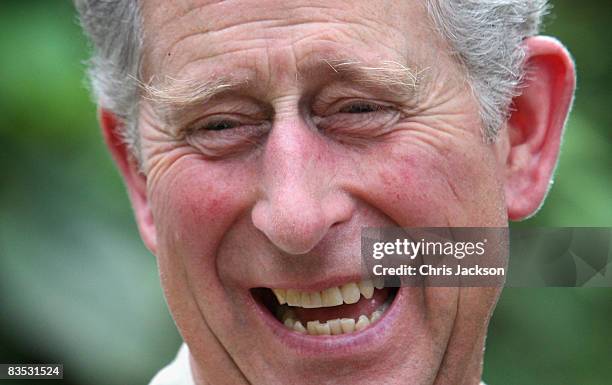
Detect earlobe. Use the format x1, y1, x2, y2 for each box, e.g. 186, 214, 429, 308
99, 109, 158, 254
504, 36, 576, 220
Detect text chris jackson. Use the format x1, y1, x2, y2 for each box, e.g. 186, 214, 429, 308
369, 238, 505, 277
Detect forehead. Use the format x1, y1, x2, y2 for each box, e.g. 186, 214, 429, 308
140, 0, 440, 84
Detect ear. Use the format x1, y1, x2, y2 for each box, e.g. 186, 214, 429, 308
99, 109, 158, 254
504, 36, 576, 220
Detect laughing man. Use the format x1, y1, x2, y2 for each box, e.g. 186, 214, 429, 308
75, 1, 575, 384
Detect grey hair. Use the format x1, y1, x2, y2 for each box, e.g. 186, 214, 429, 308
74, 0, 548, 161
426, 0, 548, 139
74, 0, 142, 158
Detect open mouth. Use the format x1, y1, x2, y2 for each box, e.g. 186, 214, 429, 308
252, 280, 398, 336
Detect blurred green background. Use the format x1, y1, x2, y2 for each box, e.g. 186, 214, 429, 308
0, 1, 610, 384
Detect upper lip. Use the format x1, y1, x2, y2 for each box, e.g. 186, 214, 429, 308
255, 274, 365, 292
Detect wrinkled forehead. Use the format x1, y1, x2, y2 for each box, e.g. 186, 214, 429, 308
139, 0, 444, 83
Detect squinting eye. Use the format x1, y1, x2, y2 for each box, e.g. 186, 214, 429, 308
339, 102, 384, 114
203, 119, 240, 131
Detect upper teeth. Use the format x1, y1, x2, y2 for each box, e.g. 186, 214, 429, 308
272, 280, 382, 308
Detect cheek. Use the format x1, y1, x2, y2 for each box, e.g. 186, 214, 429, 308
359, 140, 506, 227
150, 158, 253, 272
147, 157, 257, 340
374, 152, 455, 225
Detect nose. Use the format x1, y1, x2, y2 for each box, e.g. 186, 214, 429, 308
251, 115, 354, 255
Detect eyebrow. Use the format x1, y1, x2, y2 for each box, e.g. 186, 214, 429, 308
140, 75, 240, 127
322, 59, 427, 96
141, 59, 428, 128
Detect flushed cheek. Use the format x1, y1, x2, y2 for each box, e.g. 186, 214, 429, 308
357, 139, 504, 227
356, 151, 456, 226
149, 156, 256, 295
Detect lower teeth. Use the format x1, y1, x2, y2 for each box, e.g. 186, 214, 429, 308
278, 304, 388, 336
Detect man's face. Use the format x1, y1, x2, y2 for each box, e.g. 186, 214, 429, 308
137, 1, 507, 383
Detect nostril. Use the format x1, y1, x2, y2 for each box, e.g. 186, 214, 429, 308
264, 218, 327, 255
275, 220, 328, 254
330, 219, 343, 228
251, 198, 332, 255
251, 200, 271, 235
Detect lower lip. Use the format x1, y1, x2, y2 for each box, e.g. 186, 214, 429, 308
248, 286, 406, 357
